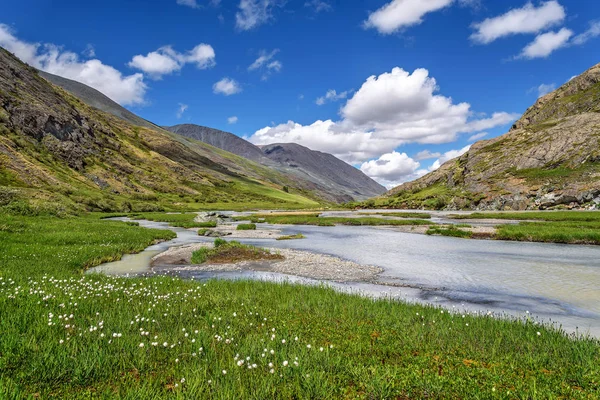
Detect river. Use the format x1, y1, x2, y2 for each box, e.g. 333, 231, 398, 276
90, 215, 600, 337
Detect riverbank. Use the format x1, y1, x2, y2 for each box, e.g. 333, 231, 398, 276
1, 213, 598, 398
151, 242, 383, 283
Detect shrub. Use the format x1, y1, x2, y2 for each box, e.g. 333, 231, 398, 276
237, 223, 257, 230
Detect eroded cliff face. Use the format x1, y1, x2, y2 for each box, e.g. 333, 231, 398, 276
384, 63, 600, 211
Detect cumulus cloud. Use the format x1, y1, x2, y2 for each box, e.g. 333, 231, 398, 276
360, 151, 424, 188
236, 0, 281, 31
517, 28, 573, 59
228, 116, 238, 124
315, 89, 350, 106
129, 44, 216, 79
213, 78, 242, 96
0, 24, 146, 106
304, 0, 332, 13
471, 1, 565, 44
572, 21, 600, 46
176, 103, 188, 118
364, 0, 454, 35
248, 67, 516, 164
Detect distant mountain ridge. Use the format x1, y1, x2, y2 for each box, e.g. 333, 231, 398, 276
381, 62, 600, 211
165, 124, 386, 201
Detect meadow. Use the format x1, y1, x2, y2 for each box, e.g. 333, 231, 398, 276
0, 213, 598, 398
235, 214, 432, 227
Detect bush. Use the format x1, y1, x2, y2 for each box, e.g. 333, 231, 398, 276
237, 223, 257, 230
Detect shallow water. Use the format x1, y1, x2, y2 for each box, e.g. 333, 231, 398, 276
90, 215, 600, 337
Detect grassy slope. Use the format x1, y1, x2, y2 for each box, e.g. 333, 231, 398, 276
0, 49, 321, 214
0, 214, 598, 399
237, 214, 432, 227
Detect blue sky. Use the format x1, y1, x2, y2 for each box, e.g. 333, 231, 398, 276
2, 0, 600, 187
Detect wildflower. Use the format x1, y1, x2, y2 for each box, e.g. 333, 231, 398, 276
537, 331, 541, 336
139, 343, 144, 348
222, 370, 227, 375
283, 361, 288, 367
181, 378, 185, 383
320, 347, 324, 352
270, 369, 275, 374
59, 339, 64, 344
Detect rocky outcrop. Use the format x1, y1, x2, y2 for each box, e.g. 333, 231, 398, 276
385, 62, 600, 211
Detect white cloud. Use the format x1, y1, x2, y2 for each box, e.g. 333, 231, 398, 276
248, 49, 282, 80
129, 44, 215, 79
213, 78, 242, 96
468, 132, 488, 142
415, 150, 441, 160
176, 103, 188, 119
471, 1, 565, 44
534, 83, 556, 97
364, 0, 454, 35
248, 67, 517, 164
177, 0, 200, 8
517, 28, 573, 59
428, 145, 471, 171
305, 0, 332, 13
228, 116, 239, 124
572, 21, 600, 46
0, 24, 146, 106
315, 89, 350, 106
236, 0, 281, 31
360, 151, 423, 188
83, 44, 95, 58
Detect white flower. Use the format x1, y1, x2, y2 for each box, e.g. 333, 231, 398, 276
181, 378, 185, 383
222, 370, 227, 375
281, 339, 286, 344
320, 347, 324, 352
59, 339, 64, 344
537, 331, 541, 336
139, 343, 144, 348
269, 369, 275, 374
283, 361, 288, 367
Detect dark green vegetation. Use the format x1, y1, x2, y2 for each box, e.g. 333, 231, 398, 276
276, 233, 306, 241
0, 47, 322, 216
190, 238, 283, 264
426, 226, 473, 238
449, 211, 600, 245
449, 211, 600, 222
0, 214, 598, 398
359, 212, 432, 219
236, 223, 256, 231
237, 214, 432, 227
495, 221, 600, 245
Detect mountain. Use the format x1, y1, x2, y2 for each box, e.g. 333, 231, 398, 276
0, 47, 322, 214
164, 125, 386, 201
260, 143, 386, 201
38, 71, 159, 131
165, 124, 267, 163
382, 62, 600, 211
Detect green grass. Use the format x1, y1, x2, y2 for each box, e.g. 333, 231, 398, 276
426, 226, 473, 238
496, 221, 600, 245
449, 211, 600, 222
237, 214, 433, 227
359, 212, 432, 219
236, 223, 257, 231
276, 233, 306, 241
0, 214, 599, 398
190, 238, 283, 264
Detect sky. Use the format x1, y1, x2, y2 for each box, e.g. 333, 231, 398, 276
1, 0, 600, 188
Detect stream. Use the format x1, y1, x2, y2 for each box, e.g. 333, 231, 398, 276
89, 215, 600, 337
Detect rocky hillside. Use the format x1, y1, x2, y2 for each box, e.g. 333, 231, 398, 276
0, 47, 322, 214
382, 62, 600, 211
165, 125, 386, 201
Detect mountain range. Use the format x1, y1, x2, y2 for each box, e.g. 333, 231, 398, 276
0, 47, 385, 214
